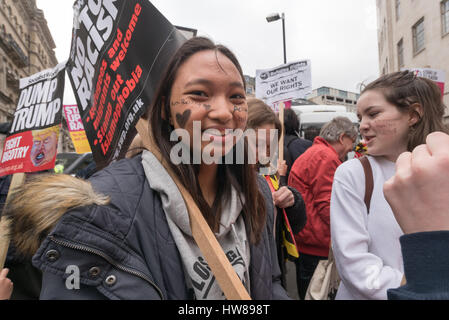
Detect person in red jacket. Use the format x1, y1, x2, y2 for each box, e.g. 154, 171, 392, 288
288, 116, 357, 299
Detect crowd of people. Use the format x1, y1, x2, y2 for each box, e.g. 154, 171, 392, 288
0, 36, 449, 300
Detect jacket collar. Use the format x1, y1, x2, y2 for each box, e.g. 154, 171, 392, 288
313, 136, 340, 160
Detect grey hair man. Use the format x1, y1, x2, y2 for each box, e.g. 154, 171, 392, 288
287, 116, 357, 300
320, 116, 358, 162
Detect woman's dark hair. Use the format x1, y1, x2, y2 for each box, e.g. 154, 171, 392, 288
147, 37, 266, 244
362, 71, 448, 151
283, 108, 300, 136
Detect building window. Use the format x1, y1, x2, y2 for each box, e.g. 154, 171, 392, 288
395, 0, 401, 21
443, 0, 449, 36
412, 18, 425, 55
397, 38, 404, 68
317, 87, 330, 96
338, 90, 348, 99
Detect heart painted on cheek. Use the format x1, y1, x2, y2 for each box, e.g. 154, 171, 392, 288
176, 109, 191, 128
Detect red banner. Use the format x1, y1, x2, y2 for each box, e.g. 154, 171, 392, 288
0, 125, 60, 176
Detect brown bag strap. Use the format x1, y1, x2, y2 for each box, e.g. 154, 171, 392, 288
136, 119, 251, 300
359, 156, 373, 215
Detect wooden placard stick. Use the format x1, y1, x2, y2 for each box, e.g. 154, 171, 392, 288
278, 101, 285, 163
135, 118, 251, 300
0, 172, 26, 269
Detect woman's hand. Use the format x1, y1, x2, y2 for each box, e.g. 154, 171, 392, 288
277, 160, 288, 177
0, 268, 13, 300
273, 186, 294, 209
384, 132, 449, 234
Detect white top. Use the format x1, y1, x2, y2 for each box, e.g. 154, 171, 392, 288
330, 156, 404, 300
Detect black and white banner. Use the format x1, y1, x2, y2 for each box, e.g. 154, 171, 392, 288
256, 60, 312, 106
67, 0, 186, 169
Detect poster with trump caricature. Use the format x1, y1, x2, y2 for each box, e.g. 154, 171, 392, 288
0, 62, 66, 177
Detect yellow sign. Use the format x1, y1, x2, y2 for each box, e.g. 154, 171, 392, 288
69, 131, 91, 154
63, 105, 92, 154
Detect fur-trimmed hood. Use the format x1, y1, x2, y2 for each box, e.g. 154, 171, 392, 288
2, 174, 109, 258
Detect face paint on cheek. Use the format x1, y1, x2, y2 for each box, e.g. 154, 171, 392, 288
232, 105, 248, 126
175, 109, 192, 128
171, 99, 190, 107
373, 120, 399, 135
234, 114, 247, 125
172, 99, 207, 110
232, 105, 248, 114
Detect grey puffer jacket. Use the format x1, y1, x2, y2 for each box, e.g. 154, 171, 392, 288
31, 155, 290, 300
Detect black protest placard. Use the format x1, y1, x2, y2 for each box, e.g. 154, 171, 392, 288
0, 62, 66, 176
67, 0, 186, 169
10, 62, 66, 135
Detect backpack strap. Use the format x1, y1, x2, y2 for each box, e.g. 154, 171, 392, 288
358, 156, 374, 215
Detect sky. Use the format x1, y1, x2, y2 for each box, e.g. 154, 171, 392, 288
35, 0, 380, 105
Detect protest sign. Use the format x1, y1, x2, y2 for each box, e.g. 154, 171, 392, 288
63, 105, 91, 154
0, 62, 66, 176
256, 60, 312, 107
67, 0, 186, 169
405, 68, 445, 96
272, 100, 292, 112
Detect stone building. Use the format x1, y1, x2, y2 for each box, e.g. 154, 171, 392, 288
244, 75, 256, 97
307, 86, 360, 113
0, 0, 73, 151
376, 0, 449, 123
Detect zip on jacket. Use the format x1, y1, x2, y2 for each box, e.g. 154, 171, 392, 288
49, 235, 165, 300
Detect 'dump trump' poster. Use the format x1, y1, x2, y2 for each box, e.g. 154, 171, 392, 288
0, 62, 66, 177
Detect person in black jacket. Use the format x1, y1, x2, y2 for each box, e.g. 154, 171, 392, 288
5, 37, 290, 300
246, 98, 307, 290
283, 109, 312, 178
384, 131, 449, 300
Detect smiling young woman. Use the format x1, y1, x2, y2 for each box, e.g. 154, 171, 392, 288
149, 38, 265, 239
330, 71, 449, 300
7, 37, 290, 300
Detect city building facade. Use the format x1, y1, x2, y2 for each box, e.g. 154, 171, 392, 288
0, 0, 74, 152
377, 0, 449, 122
244, 75, 256, 97
306, 86, 360, 113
